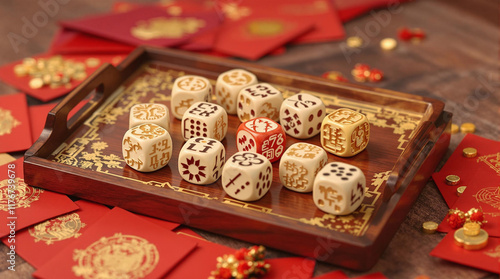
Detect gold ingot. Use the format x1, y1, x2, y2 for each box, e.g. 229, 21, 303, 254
422, 221, 438, 234
454, 228, 488, 250
450, 123, 459, 134
463, 222, 480, 236
13, 64, 27, 76
445, 175, 460, 186
462, 147, 477, 158
42, 74, 52, 85
460, 123, 475, 134
29, 78, 44, 89
247, 20, 284, 36
456, 186, 467, 196
22, 57, 36, 67
346, 36, 363, 48
85, 57, 100, 68
380, 38, 397, 50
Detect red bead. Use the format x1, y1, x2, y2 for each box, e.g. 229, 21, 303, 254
368, 69, 384, 82
236, 117, 286, 163
398, 27, 413, 41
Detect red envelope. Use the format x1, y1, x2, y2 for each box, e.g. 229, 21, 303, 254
50, 28, 135, 54
0, 154, 16, 166
140, 214, 180, 231
214, 15, 314, 60
352, 272, 388, 279
1, 200, 109, 268
33, 207, 198, 279
432, 134, 500, 208
430, 231, 500, 274
0, 158, 79, 238
0, 93, 32, 153
332, 0, 411, 23
314, 271, 348, 279
60, 6, 220, 48
0, 53, 124, 102
263, 257, 315, 279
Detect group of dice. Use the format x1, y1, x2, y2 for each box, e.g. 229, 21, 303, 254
122, 68, 371, 215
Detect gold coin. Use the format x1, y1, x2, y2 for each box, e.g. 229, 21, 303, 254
380, 38, 397, 50
450, 124, 459, 134
42, 74, 52, 85
422, 221, 438, 234
454, 228, 488, 250
74, 62, 86, 71
456, 186, 467, 196
29, 77, 44, 89
13, 64, 27, 76
73, 71, 87, 81
462, 147, 477, 158
247, 20, 284, 36
445, 175, 460, 186
463, 223, 480, 236
346, 36, 363, 48
22, 57, 36, 67
85, 58, 100, 68
460, 123, 475, 134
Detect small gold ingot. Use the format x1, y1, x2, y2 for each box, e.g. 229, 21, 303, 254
445, 175, 460, 186
450, 123, 459, 134
22, 57, 36, 67
460, 123, 475, 134
346, 36, 363, 48
29, 78, 44, 89
380, 38, 397, 50
463, 222, 480, 236
422, 221, 438, 234
85, 57, 100, 68
454, 228, 488, 250
462, 147, 477, 158
456, 186, 467, 196
13, 64, 27, 76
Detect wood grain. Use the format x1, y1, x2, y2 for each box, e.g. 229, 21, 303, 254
0, 0, 498, 278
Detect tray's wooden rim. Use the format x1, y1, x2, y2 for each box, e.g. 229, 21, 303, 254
24, 46, 449, 270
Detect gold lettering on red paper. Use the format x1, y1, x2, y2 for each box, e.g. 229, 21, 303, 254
29, 212, 85, 245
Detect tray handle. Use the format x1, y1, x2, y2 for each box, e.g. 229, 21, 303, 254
26, 64, 122, 158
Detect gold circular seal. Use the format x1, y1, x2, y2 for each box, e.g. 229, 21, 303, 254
247, 20, 284, 36
0, 108, 21, 136
72, 233, 159, 279
29, 212, 85, 245
0, 178, 44, 211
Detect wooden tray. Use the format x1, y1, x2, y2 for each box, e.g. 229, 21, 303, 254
24, 47, 451, 271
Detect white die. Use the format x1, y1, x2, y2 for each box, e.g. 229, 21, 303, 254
221, 152, 272, 202
129, 103, 170, 131
122, 123, 173, 172
280, 93, 326, 139
237, 83, 283, 122
178, 137, 225, 185
279, 143, 328, 193
313, 162, 366, 215
215, 69, 258, 114
320, 108, 370, 157
171, 75, 212, 119
181, 102, 228, 141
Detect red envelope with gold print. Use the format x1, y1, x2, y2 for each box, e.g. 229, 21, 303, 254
0, 54, 124, 102
140, 214, 180, 231
214, 15, 313, 60
332, 0, 412, 23
33, 207, 197, 279
50, 28, 135, 54
430, 230, 500, 274
1, 200, 109, 268
432, 134, 500, 208
263, 257, 315, 279
0, 93, 32, 153
0, 158, 79, 238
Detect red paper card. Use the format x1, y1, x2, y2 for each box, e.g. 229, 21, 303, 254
33, 207, 198, 279
314, 270, 348, 279
214, 15, 313, 60
140, 214, 180, 231
1, 200, 109, 268
0, 93, 32, 153
0, 54, 124, 102
60, 6, 220, 48
432, 134, 500, 208
50, 28, 134, 55
0, 158, 79, 238
332, 0, 411, 23
430, 231, 500, 274
263, 257, 315, 279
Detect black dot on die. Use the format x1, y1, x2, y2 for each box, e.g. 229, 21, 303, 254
341, 177, 348, 181
308, 128, 313, 135
336, 173, 342, 177
308, 114, 314, 121
331, 170, 337, 173
318, 110, 323, 117
196, 121, 200, 125
251, 109, 255, 116
259, 172, 262, 179
339, 167, 345, 170
346, 173, 353, 176
350, 168, 357, 172
246, 182, 250, 185
323, 173, 330, 176
203, 128, 207, 132
190, 119, 194, 124
196, 132, 200, 136
330, 163, 338, 167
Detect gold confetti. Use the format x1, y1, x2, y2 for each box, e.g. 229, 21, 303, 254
85, 58, 101, 68
346, 36, 363, 48
29, 77, 44, 89
380, 38, 397, 50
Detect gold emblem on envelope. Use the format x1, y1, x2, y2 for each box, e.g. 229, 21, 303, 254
0, 178, 43, 211
131, 17, 205, 40
485, 245, 500, 261
72, 233, 159, 279
29, 212, 86, 245
474, 186, 500, 210
477, 152, 500, 176
0, 108, 21, 136
247, 20, 284, 36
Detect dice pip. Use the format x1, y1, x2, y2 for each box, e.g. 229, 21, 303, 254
320, 108, 370, 157
122, 123, 172, 172
313, 162, 366, 215
279, 143, 328, 193
215, 69, 258, 114
178, 137, 225, 185
236, 117, 286, 163
280, 93, 326, 139
171, 75, 212, 119
221, 152, 272, 201
181, 102, 228, 141
129, 103, 170, 131
237, 83, 283, 122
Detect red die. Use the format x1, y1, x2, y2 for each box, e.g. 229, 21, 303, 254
236, 117, 286, 163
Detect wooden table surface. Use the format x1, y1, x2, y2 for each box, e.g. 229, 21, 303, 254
0, 0, 498, 278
